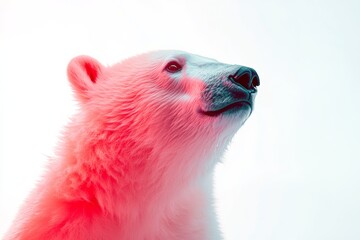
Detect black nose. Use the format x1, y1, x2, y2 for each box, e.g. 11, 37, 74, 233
229, 67, 260, 90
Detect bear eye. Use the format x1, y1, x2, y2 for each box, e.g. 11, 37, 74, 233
165, 61, 182, 73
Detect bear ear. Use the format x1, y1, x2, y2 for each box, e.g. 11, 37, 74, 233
67, 55, 103, 103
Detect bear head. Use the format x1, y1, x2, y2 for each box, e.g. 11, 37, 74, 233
65, 50, 259, 198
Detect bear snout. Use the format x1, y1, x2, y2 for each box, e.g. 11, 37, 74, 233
199, 66, 260, 117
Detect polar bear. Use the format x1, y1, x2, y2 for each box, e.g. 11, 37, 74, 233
5, 50, 259, 240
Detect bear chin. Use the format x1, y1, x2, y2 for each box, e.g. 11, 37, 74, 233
199, 101, 252, 117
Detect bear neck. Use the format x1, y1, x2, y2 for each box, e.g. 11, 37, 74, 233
54, 116, 230, 227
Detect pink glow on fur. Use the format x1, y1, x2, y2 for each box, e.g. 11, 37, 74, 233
5, 51, 253, 240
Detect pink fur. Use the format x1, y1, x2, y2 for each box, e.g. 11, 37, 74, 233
5, 50, 255, 240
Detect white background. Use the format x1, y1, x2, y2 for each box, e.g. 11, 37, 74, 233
1, 0, 359, 239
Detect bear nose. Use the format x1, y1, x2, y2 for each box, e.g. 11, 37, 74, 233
229, 67, 260, 90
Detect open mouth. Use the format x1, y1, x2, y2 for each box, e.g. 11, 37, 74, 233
199, 101, 252, 117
